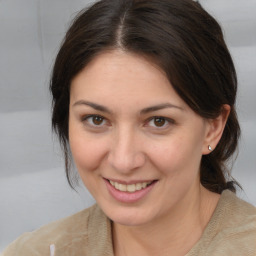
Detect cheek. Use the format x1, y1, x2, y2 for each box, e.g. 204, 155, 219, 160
147, 134, 203, 176
69, 131, 107, 172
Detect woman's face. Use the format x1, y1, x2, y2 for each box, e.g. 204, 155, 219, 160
69, 50, 212, 226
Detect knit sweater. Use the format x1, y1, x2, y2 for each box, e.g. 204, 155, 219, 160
1, 190, 256, 256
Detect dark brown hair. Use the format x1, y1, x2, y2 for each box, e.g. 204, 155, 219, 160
50, 0, 241, 193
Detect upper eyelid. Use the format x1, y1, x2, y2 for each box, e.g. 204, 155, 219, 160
146, 116, 174, 123
81, 114, 175, 126
144, 116, 175, 129
81, 114, 173, 120
82, 114, 105, 120
82, 114, 109, 127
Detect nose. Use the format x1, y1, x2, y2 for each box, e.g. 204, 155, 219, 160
107, 126, 146, 173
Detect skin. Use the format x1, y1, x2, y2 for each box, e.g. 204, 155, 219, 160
69, 50, 230, 256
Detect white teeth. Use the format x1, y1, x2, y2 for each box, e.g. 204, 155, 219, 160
109, 180, 153, 193
127, 184, 136, 192
136, 183, 142, 190
119, 183, 126, 192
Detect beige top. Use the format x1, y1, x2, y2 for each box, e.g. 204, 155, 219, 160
1, 190, 256, 256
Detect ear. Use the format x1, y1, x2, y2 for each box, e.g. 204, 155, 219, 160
202, 104, 230, 155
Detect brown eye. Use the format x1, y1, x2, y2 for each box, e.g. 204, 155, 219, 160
153, 117, 166, 127
147, 116, 173, 129
92, 116, 104, 125
84, 115, 106, 127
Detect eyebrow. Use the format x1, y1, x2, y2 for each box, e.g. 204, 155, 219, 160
140, 103, 184, 114
72, 100, 112, 114
72, 100, 183, 114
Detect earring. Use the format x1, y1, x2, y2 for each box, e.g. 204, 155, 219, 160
208, 145, 212, 151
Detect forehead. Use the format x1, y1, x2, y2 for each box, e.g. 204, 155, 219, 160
70, 50, 187, 110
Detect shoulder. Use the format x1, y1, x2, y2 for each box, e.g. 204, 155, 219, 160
1, 204, 102, 256
209, 190, 256, 255
188, 190, 256, 256
216, 189, 256, 231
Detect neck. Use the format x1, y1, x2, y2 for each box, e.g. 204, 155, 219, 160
113, 185, 220, 256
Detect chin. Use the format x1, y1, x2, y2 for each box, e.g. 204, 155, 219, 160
111, 213, 149, 227
100, 202, 157, 227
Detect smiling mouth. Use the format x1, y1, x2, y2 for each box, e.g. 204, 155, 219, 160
108, 180, 155, 193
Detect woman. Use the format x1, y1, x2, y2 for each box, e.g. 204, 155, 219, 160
2, 0, 255, 255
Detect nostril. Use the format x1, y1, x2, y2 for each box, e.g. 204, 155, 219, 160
107, 138, 146, 172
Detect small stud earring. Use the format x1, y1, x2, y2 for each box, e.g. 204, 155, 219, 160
208, 145, 212, 151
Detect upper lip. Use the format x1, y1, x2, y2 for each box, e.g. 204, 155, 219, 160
104, 178, 157, 185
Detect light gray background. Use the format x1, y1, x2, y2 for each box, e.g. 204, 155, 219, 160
0, 0, 255, 251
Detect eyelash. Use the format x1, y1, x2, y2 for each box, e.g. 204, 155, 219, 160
82, 115, 108, 127
146, 116, 175, 129
81, 115, 175, 130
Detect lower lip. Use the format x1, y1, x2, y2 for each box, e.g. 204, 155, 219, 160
104, 179, 157, 203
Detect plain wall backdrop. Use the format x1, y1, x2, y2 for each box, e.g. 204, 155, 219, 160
0, 0, 255, 251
